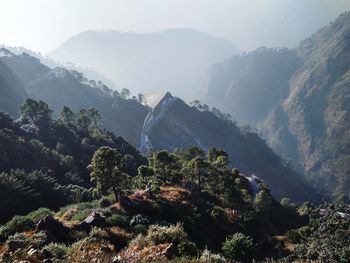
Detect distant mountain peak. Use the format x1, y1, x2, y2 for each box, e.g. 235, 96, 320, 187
0, 48, 14, 57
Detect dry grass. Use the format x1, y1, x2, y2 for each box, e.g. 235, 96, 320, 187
160, 186, 190, 202
0, 243, 7, 254
118, 243, 173, 262
109, 226, 130, 239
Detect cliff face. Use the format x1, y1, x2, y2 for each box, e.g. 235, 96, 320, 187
205, 12, 350, 195
143, 93, 313, 201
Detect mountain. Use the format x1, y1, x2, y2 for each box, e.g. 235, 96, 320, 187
0, 48, 313, 201
140, 93, 313, 201
204, 12, 350, 196
0, 49, 28, 116
49, 28, 239, 100
0, 45, 117, 90
0, 49, 148, 146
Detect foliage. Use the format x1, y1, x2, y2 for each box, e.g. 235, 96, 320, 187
222, 232, 254, 261
88, 146, 131, 201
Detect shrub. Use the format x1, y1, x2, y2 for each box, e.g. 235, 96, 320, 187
28, 207, 54, 223
145, 223, 187, 245
132, 224, 148, 235
130, 214, 150, 226
31, 231, 48, 247
209, 206, 227, 224
222, 232, 253, 261
7, 232, 28, 242
200, 248, 226, 263
43, 242, 68, 259
99, 197, 112, 208
0, 215, 34, 238
89, 227, 109, 242
129, 233, 148, 248
105, 214, 129, 228
177, 240, 198, 256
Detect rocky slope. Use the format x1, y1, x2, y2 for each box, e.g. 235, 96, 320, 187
204, 12, 350, 196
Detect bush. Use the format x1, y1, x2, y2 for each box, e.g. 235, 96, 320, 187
222, 232, 253, 261
177, 240, 198, 256
31, 231, 48, 247
200, 248, 226, 263
146, 223, 187, 246
130, 214, 150, 226
0, 215, 34, 238
43, 242, 68, 259
129, 233, 148, 248
209, 206, 227, 224
132, 224, 148, 235
28, 207, 54, 223
105, 214, 129, 228
89, 227, 109, 242
99, 197, 112, 208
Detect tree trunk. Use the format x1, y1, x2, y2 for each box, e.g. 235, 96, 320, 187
112, 187, 119, 202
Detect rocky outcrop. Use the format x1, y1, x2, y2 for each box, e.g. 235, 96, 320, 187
36, 215, 72, 243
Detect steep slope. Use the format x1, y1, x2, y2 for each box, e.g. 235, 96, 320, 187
142, 93, 313, 201
204, 47, 301, 125
204, 12, 350, 196
50, 28, 239, 100
0, 49, 28, 116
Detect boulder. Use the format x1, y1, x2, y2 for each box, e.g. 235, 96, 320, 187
36, 215, 72, 243
7, 239, 27, 251
76, 211, 105, 231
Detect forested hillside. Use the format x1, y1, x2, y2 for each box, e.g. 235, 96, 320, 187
143, 93, 313, 201
0, 49, 148, 146
204, 12, 350, 197
0, 100, 146, 224
0, 102, 347, 262
0, 49, 313, 201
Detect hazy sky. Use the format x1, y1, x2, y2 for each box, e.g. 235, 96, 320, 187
1, 0, 350, 53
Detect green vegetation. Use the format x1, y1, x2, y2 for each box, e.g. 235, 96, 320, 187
0, 122, 325, 262
0, 99, 349, 262
0, 99, 146, 223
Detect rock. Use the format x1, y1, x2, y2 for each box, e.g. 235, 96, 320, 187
112, 255, 122, 263
163, 243, 176, 258
7, 239, 27, 251
41, 248, 53, 259
36, 215, 72, 243
130, 214, 150, 226
27, 248, 37, 256
76, 211, 105, 231
120, 195, 132, 208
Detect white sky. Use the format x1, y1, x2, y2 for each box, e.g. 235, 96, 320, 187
1, 0, 350, 53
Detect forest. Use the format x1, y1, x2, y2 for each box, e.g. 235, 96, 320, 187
0, 99, 349, 262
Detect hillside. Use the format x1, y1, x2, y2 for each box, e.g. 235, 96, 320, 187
0, 50, 148, 146
204, 12, 350, 197
49, 28, 239, 100
140, 93, 313, 202
0, 49, 28, 116
0, 117, 315, 262
0, 49, 314, 201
